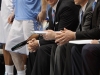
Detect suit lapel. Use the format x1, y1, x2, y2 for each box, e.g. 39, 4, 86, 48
54, 0, 63, 24
81, 0, 93, 26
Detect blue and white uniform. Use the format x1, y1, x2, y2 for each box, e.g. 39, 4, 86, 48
5, 0, 41, 55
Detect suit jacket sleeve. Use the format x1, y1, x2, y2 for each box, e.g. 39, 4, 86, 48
76, 28, 100, 39
82, 11, 93, 31
39, 8, 55, 46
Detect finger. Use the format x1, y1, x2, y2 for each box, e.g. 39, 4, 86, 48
29, 50, 33, 53
31, 38, 36, 41
28, 46, 32, 51
64, 28, 67, 31
55, 32, 62, 35
55, 34, 62, 39
55, 34, 65, 40
55, 35, 65, 43
60, 40, 67, 45
37, 16, 43, 22
32, 50, 36, 52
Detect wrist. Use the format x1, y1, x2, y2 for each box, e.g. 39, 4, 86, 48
72, 32, 76, 40
41, 10, 46, 14
53, 33, 56, 40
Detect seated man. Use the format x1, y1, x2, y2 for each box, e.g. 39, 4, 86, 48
28, 0, 79, 75
52, 0, 94, 75
82, 40, 100, 75
54, 0, 100, 75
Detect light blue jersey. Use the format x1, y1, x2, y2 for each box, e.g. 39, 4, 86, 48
13, 0, 41, 20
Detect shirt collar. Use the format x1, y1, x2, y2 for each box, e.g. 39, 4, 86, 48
95, 0, 97, 2
82, 2, 88, 12
52, 0, 59, 12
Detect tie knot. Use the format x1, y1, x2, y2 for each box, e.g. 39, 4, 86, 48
52, 9, 55, 23
52, 9, 55, 17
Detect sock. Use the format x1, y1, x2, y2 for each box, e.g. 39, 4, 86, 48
5, 65, 14, 74
5, 73, 13, 75
17, 70, 25, 75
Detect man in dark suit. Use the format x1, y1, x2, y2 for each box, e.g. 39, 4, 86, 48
53, 0, 94, 75
27, 0, 79, 75
0, 0, 1, 10
55, 0, 100, 75
82, 40, 100, 75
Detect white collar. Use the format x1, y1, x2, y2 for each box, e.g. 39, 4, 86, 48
82, 2, 88, 12
95, 0, 97, 2
52, 0, 59, 12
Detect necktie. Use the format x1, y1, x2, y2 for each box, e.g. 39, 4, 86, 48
79, 10, 83, 31
80, 10, 83, 24
92, 1, 97, 11
52, 9, 55, 23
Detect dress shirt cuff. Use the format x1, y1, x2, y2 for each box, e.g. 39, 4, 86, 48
73, 32, 76, 40
99, 41, 100, 44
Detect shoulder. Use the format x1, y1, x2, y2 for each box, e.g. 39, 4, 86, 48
60, 0, 76, 8
85, 1, 94, 12
58, 0, 78, 9
57, 0, 79, 14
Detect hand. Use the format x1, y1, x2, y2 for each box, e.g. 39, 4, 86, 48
37, 11, 46, 22
8, 12, 14, 24
91, 40, 99, 44
55, 28, 76, 45
27, 38, 39, 52
43, 30, 55, 40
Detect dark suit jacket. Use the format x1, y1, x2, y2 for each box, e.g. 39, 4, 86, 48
39, 0, 79, 45
76, 0, 94, 31
0, 0, 1, 10
76, 0, 100, 39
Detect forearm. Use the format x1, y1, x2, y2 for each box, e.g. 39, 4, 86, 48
41, 0, 47, 12
76, 28, 100, 39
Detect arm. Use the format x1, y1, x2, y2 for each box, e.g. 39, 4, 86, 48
57, 7, 79, 31
76, 28, 100, 39
37, 0, 47, 22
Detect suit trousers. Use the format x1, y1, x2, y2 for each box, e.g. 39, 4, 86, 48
50, 43, 74, 75
71, 44, 84, 75
82, 44, 100, 75
31, 44, 53, 75
26, 52, 37, 75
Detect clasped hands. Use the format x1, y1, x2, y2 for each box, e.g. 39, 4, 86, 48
55, 28, 76, 45
42, 28, 76, 46
27, 30, 56, 52
28, 28, 76, 52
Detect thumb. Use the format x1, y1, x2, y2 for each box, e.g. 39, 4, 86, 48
32, 38, 36, 41
64, 28, 67, 31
